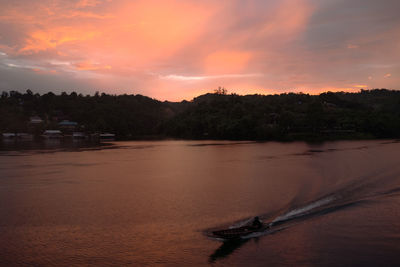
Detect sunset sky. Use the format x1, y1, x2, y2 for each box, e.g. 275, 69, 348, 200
0, 0, 399, 101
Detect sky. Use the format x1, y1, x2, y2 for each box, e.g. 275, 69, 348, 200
0, 0, 399, 101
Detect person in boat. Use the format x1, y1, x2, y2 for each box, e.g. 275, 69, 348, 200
251, 216, 263, 228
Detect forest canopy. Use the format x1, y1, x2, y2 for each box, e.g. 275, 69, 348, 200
1, 89, 400, 141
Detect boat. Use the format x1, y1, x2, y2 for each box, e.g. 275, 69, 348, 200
210, 217, 267, 240
211, 225, 266, 240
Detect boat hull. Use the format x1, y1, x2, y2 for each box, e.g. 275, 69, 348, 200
211, 225, 267, 240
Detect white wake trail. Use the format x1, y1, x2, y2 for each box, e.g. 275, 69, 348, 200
270, 196, 336, 226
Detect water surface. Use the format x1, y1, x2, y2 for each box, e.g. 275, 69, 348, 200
1, 140, 400, 266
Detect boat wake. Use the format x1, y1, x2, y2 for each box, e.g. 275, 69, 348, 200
270, 195, 336, 226
206, 170, 400, 243
205, 141, 400, 263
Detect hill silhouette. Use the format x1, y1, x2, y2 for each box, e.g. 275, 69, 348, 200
1, 89, 400, 141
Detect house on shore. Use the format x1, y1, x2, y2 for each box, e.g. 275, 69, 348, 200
73, 132, 86, 139
2, 133, 16, 139
29, 116, 44, 124
42, 130, 62, 139
16, 133, 33, 140
58, 120, 78, 129
2, 133, 33, 141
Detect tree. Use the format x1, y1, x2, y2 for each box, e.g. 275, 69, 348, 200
214, 86, 228, 95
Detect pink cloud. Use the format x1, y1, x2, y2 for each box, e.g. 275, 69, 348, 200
0, 0, 399, 100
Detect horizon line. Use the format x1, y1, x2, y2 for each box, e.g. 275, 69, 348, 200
2, 87, 398, 102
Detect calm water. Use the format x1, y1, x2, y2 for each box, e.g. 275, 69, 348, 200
1, 140, 400, 266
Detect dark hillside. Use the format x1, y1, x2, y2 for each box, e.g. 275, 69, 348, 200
1, 89, 400, 141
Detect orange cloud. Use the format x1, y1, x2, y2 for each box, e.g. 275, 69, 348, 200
353, 84, 368, 88
204, 51, 252, 75
62, 11, 114, 19
108, 0, 216, 59
75, 0, 105, 8
74, 61, 112, 71
20, 27, 100, 54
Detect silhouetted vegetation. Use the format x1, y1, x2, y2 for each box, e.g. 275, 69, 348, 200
1, 89, 400, 141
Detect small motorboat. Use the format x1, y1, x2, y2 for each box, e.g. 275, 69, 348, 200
210, 217, 267, 240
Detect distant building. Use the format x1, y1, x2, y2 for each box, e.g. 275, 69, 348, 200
58, 120, 78, 128
16, 133, 33, 140
29, 116, 44, 124
1, 133, 33, 141
58, 120, 78, 134
43, 130, 62, 139
72, 132, 86, 139
2, 133, 16, 139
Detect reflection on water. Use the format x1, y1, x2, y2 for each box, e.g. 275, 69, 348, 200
209, 239, 250, 263
0, 140, 400, 266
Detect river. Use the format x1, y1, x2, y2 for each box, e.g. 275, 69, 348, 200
0, 140, 400, 266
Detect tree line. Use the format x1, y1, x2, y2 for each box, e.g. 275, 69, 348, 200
1, 89, 400, 141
